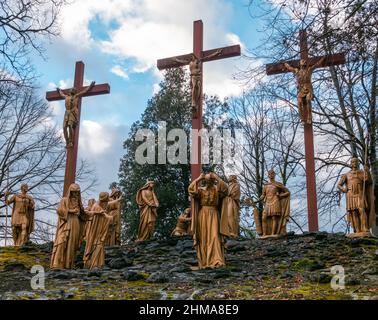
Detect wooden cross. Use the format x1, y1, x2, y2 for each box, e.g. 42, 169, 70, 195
157, 20, 241, 180
46, 61, 110, 195
266, 30, 346, 232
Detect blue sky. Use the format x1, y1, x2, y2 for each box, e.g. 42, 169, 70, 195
32, 0, 267, 197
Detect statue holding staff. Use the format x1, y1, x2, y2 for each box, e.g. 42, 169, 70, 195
337, 157, 375, 237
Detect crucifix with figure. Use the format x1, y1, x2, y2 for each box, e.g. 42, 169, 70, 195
46, 61, 110, 195
157, 20, 241, 180
266, 30, 346, 232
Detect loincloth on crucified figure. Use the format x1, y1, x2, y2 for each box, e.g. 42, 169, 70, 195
191, 74, 202, 118
297, 84, 314, 124
64, 109, 79, 127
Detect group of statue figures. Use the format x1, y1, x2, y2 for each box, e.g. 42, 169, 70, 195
2, 157, 375, 270
50, 185, 122, 269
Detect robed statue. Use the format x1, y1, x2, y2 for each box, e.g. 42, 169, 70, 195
51, 184, 87, 269
189, 172, 230, 269
136, 181, 159, 241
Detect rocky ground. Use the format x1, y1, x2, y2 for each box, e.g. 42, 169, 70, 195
0, 232, 378, 300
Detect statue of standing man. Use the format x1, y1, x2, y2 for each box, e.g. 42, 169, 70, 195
247, 170, 290, 238
338, 157, 375, 237
136, 181, 159, 241
5, 184, 35, 246
56, 81, 95, 148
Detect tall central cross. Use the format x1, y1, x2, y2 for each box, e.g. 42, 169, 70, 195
46, 61, 110, 195
157, 20, 241, 180
266, 30, 346, 232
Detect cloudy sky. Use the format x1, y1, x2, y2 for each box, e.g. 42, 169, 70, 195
34, 0, 265, 196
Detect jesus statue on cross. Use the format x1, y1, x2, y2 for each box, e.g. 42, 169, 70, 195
283, 57, 325, 125
56, 81, 96, 148
172, 49, 223, 117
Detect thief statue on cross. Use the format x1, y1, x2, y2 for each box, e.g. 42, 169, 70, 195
172, 49, 222, 117
283, 57, 325, 125
56, 81, 96, 148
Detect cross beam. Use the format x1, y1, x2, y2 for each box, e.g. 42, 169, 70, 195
157, 20, 241, 180
266, 30, 346, 232
46, 61, 110, 195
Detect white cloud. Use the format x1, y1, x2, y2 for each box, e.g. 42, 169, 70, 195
58, 0, 247, 98
79, 120, 113, 155
110, 65, 129, 80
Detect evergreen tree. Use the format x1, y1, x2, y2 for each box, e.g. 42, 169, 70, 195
118, 68, 192, 240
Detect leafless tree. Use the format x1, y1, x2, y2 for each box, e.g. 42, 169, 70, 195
241, 0, 378, 231
0, 0, 67, 87
0, 83, 97, 245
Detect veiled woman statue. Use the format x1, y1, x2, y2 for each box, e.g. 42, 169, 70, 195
136, 181, 159, 241
50, 183, 87, 269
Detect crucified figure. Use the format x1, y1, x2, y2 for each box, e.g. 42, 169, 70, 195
284, 57, 325, 125
173, 49, 223, 117
56, 81, 96, 148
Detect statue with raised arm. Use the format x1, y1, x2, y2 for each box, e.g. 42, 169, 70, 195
173, 49, 222, 117
189, 172, 229, 269
56, 81, 96, 147
337, 157, 375, 237
105, 188, 122, 246
5, 184, 35, 246
136, 181, 159, 241
284, 57, 325, 125
84, 192, 122, 269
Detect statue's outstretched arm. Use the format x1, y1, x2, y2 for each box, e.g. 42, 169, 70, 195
77, 81, 96, 97
56, 88, 68, 98
283, 62, 297, 73
203, 48, 223, 60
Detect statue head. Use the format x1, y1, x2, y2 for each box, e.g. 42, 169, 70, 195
351, 157, 360, 170
110, 188, 121, 199
204, 173, 215, 186
299, 59, 307, 68
68, 183, 81, 200
99, 192, 109, 203
184, 207, 191, 217
147, 181, 155, 189
268, 169, 276, 181
70, 88, 77, 95
87, 198, 96, 207
20, 183, 29, 194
